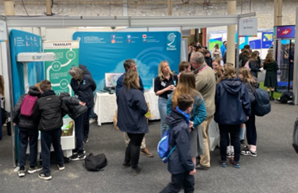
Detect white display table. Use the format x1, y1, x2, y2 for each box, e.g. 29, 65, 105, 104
94, 90, 160, 126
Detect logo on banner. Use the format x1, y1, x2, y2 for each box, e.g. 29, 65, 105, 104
142, 34, 147, 42
166, 33, 177, 51
280, 29, 292, 36
127, 35, 131, 43
111, 35, 116, 43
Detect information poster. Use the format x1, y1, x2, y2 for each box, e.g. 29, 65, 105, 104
262, 32, 274, 48
73, 32, 181, 90
43, 41, 79, 95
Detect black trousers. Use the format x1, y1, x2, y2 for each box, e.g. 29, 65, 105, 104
83, 107, 92, 140
41, 129, 64, 174
74, 113, 84, 151
124, 133, 144, 169
219, 124, 241, 162
160, 172, 194, 193
19, 129, 39, 168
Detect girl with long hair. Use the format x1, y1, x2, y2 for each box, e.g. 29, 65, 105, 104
154, 61, 178, 137
263, 53, 279, 100
167, 72, 207, 165
117, 70, 149, 175
238, 67, 259, 156
212, 59, 223, 81
215, 63, 251, 168
247, 51, 262, 78
212, 44, 222, 60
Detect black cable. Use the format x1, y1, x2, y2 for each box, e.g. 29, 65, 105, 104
21, 0, 29, 16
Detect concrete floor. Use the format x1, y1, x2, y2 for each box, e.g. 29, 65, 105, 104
0, 101, 298, 193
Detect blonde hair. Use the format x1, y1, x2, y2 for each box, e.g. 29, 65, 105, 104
238, 67, 256, 85
157, 61, 173, 81
172, 72, 200, 108
222, 63, 236, 80
40, 80, 52, 92
123, 70, 139, 89
0, 75, 4, 96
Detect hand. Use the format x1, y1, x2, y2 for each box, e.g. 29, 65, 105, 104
167, 85, 175, 91
189, 121, 194, 130
13, 123, 16, 126
79, 101, 86, 106
189, 169, 196, 175
247, 116, 249, 120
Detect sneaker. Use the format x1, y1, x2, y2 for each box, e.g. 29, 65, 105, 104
18, 168, 26, 177
71, 153, 86, 161
242, 149, 257, 157
131, 166, 143, 176
83, 139, 89, 143
57, 164, 65, 171
219, 160, 227, 168
38, 172, 52, 180
28, 166, 42, 174
230, 160, 240, 169
89, 118, 96, 124
140, 148, 154, 158
72, 149, 86, 155
122, 162, 131, 169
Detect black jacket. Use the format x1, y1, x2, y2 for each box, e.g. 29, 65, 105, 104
205, 56, 213, 68
215, 78, 251, 125
70, 66, 96, 109
240, 54, 249, 67
249, 60, 261, 78
166, 110, 194, 174
116, 87, 148, 134
59, 92, 88, 119
33, 90, 63, 131
12, 86, 41, 131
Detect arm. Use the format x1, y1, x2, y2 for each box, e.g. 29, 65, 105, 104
175, 127, 195, 172
250, 61, 260, 73
32, 101, 41, 123
195, 76, 207, 93
215, 84, 221, 109
192, 97, 207, 128
154, 77, 171, 96
89, 77, 96, 92
241, 85, 251, 116
135, 91, 148, 116
167, 93, 173, 115
63, 97, 80, 106
115, 75, 123, 94
70, 79, 78, 94
12, 94, 26, 123
274, 61, 279, 71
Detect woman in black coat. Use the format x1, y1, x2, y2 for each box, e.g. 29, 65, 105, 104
248, 51, 261, 78
263, 53, 279, 100
117, 70, 148, 176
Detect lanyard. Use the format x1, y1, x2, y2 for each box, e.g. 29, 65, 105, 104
196, 65, 208, 75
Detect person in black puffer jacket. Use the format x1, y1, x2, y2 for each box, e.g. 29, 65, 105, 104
32, 80, 64, 180
59, 92, 87, 159
69, 66, 96, 143
12, 85, 41, 177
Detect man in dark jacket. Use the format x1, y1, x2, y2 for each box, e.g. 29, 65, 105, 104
69, 65, 96, 143
33, 80, 64, 180
160, 94, 196, 193
116, 59, 153, 158
12, 86, 42, 177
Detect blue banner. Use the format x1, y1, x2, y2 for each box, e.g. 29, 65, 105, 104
73, 32, 181, 90
249, 39, 261, 49
262, 32, 273, 48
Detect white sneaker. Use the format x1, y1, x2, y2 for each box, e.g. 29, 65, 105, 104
89, 118, 96, 124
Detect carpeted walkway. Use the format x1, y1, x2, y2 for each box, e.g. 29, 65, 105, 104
0, 101, 297, 193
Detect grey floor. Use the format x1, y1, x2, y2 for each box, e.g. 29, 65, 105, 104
0, 101, 298, 193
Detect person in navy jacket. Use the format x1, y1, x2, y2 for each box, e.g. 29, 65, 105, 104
69, 65, 96, 156
117, 70, 148, 175
116, 59, 153, 158
215, 63, 251, 169
160, 94, 196, 193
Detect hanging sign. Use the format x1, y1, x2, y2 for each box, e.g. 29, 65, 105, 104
239, 18, 258, 37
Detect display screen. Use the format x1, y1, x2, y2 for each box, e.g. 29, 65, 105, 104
105, 73, 123, 88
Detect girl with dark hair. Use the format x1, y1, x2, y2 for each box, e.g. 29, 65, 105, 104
248, 51, 262, 78
263, 53, 279, 100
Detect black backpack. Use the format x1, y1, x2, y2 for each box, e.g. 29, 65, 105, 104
293, 119, 298, 154
84, 153, 107, 171
278, 91, 293, 104
254, 88, 271, 116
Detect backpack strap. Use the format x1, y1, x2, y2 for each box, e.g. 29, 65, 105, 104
166, 145, 177, 159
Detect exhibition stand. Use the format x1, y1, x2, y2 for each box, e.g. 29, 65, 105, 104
0, 13, 258, 167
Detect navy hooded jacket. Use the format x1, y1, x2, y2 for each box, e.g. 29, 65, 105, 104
215, 78, 251, 125
166, 109, 194, 174
116, 87, 148, 134
116, 72, 144, 94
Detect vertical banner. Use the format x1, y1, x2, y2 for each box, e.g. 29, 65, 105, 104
43, 41, 79, 96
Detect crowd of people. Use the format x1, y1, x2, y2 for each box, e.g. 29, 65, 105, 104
11, 41, 280, 192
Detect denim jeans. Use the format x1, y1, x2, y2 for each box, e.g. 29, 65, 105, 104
158, 97, 168, 137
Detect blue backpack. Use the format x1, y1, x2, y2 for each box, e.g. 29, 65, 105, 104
254, 88, 271, 116
157, 128, 176, 163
